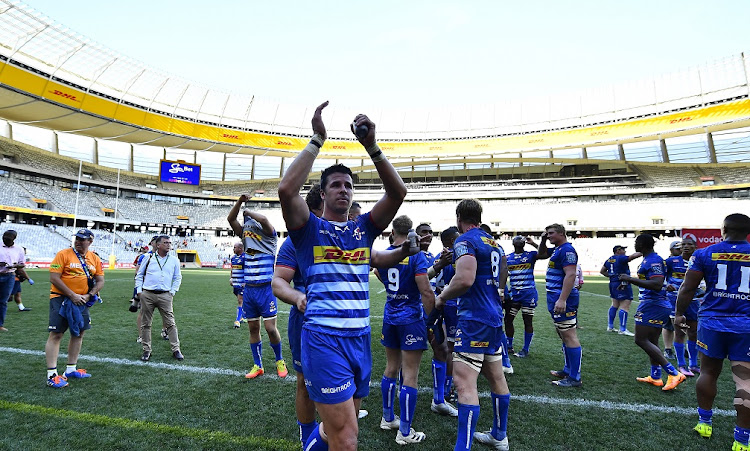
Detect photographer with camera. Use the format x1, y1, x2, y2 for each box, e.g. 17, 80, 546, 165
135, 235, 183, 362
0, 230, 27, 331
44, 229, 105, 388
129, 236, 168, 343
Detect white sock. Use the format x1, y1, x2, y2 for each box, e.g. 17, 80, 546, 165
66, 364, 77, 374
17, 303, 25, 310
47, 368, 57, 378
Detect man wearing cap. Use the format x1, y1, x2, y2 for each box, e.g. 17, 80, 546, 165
662, 240, 684, 360
0, 229, 27, 331
600, 245, 642, 336
505, 236, 540, 357
45, 229, 105, 388
136, 235, 183, 362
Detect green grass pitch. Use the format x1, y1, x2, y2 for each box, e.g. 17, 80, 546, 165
0, 269, 737, 450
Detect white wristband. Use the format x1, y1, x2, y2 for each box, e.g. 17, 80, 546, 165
366, 143, 385, 163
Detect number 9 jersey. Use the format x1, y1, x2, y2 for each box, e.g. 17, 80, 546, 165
688, 240, 750, 333
453, 227, 502, 328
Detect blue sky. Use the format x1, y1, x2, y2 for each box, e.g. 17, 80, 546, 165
17, 0, 750, 110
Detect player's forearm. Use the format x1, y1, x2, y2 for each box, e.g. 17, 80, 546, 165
272, 277, 304, 306
374, 158, 407, 204
279, 149, 317, 203
440, 275, 471, 301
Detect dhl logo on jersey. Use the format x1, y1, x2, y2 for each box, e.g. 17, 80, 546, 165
671, 271, 685, 278
470, 341, 489, 347
480, 236, 499, 249
711, 253, 750, 262
508, 263, 532, 271
243, 230, 263, 242
399, 256, 410, 265
548, 261, 555, 268
313, 246, 370, 264
638, 274, 646, 280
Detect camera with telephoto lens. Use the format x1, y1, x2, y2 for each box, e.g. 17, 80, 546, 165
129, 295, 140, 312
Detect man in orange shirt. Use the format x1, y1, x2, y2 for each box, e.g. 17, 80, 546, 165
45, 229, 105, 388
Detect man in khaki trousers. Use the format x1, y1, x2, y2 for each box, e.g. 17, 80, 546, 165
135, 235, 183, 361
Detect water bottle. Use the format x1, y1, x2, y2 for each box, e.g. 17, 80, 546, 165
27, 278, 34, 285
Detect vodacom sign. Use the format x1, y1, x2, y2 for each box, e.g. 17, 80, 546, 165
681, 229, 722, 248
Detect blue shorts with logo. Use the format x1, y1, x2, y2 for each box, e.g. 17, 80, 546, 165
301, 326, 372, 404
666, 292, 678, 311
634, 301, 671, 329
454, 319, 503, 355
697, 325, 750, 362
288, 306, 303, 373
443, 302, 458, 340
381, 319, 428, 351
608, 281, 633, 301
232, 285, 244, 296
511, 289, 538, 308
546, 290, 579, 323
48, 296, 91, 334
242, 283, 277, 320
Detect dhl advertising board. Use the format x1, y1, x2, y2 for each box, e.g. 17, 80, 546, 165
2, 59, 750, 158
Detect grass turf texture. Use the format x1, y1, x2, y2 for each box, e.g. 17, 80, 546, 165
0, 269, 736, 450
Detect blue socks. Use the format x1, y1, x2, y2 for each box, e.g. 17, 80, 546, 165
663, 362, 679, 377
381, 376, 397, 422
619, 309, 628, 331
399, 386, 418, 436
523, 332, 534, 353
250, 341, 263, 368
271, 342, 283, 361
674, 342, 686, 367
303, 423, 328, 450
698, 407, 713, 425
566, 346, 582, 381
735, 426, 750, 446
561, 344, 570, 375
608, 306, 617, 329
432, 359, 447, 404
298, 420, 318, 446
507, 336, 514, 350
688, 340, 698, 367
651, 365, 662, 379
445, 376, 453, 397
455, 403, 480, 451
500, 332, 512, 368
235, 306, 243, 322
491, 393, 510, 441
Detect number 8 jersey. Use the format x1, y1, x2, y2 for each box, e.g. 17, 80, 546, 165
688, 239, 750, 333
453, 227, 502, 328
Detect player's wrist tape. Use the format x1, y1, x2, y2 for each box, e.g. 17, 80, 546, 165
305, 134, 325, 157
366, 143, 385, 162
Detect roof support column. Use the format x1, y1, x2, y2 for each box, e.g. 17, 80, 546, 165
706, 132, 717, 163
279, 157, 285, 178
222, 153, 226, 182
251, 155, 256, 180
52, 132, 59, 155
659, 139, 669, 163
128, 144, 134, 172
93, 139, 99, 165
617, 144, 625, 160
582, 147, 588, 159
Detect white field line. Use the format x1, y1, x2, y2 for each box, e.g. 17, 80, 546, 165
1, 346, 731, 416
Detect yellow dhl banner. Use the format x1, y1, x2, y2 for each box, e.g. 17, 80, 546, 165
31, 198, 47, 203
176, 215, 189, 220
3, 60, 750, 157
0, 204, 74, 218
101, 208, 114, 213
